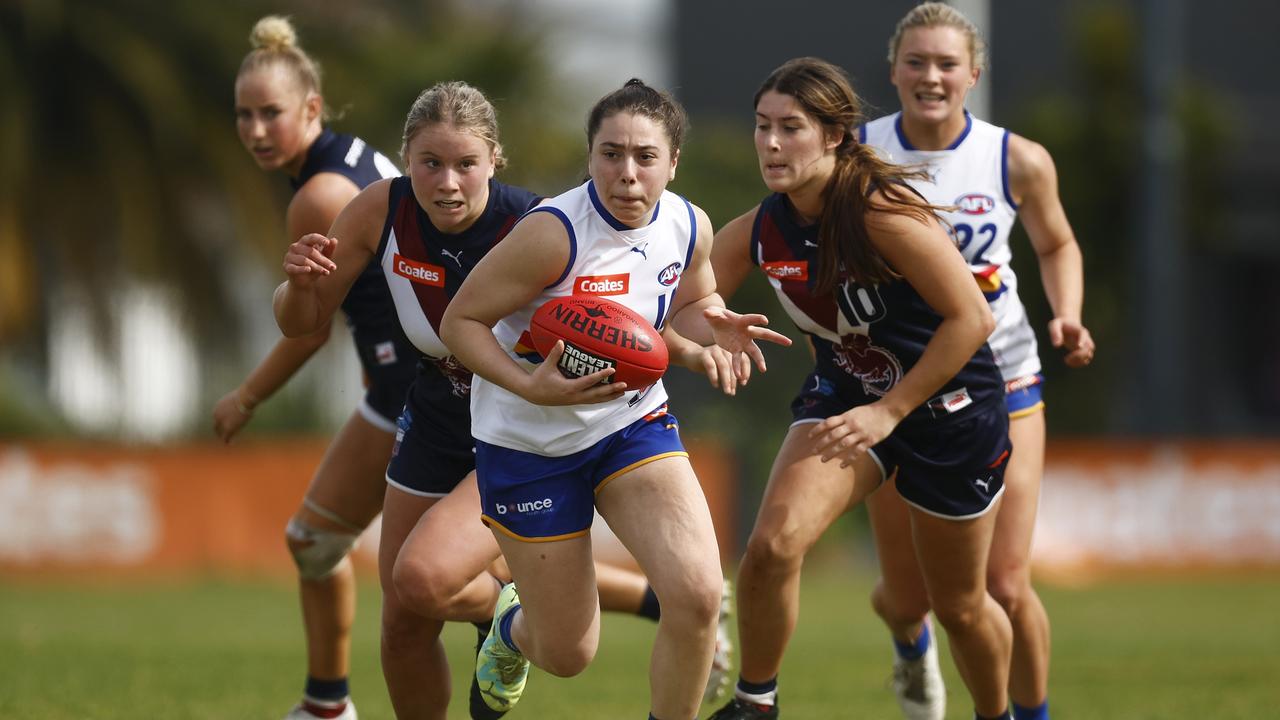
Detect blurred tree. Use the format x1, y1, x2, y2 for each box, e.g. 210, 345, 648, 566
0, 0, 574, 435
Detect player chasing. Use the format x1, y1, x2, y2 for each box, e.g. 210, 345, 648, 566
707, 57, 1017, 720
440, 79, 791, 720
860, 5, 1094, 720
215, 17, 410, 720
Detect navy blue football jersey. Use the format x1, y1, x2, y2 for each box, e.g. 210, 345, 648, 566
291, 129, 400, 333
375, 176, 538, 413
751, 192, 1004, 429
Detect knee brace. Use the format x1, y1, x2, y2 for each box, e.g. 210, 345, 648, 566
286, 518, 359, 581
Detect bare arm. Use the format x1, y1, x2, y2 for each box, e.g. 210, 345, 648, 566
1008, 133, 1095, 367
439, 211, 626, 406
708, 207, 760, 304
273, 178, 391, 338
810, 202, 995, 465
213, 174, 358, 441
665, 205, 790, 381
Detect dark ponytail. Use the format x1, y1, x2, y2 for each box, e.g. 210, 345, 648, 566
586, 78, 688, 154
756, 57, 945, 294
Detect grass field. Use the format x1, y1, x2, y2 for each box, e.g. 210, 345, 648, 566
3, 566, 1278, 719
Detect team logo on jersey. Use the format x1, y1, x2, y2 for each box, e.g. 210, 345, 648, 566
375, 341, 398, 366
575, 273, 629, 296
513, 330, 544, 364
973, 265, 1006, 300
431, 355, 473, 398
832, 333, 903, 397
393, 254, 445, 287
440, 247, 464, 267
927, 387, 974, 416
762, 261, 808, 281
657, 262, 682, 286
955, 193, 996, 215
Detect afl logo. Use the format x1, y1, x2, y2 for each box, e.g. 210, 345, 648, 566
657, 262, 682, 286
956, 193, 995, 215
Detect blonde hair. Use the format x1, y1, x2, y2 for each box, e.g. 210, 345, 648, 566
400, 82, 507, 170
888, 2, 988, 71
238, 16, 328, 117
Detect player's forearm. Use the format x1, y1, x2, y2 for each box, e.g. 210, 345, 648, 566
273, 281, 327, 338
441, 315, 534, 398
877, 311, 993, 422
239, 325, 333, 404
666, 292, 724, 346
1037, 241, 1085, 323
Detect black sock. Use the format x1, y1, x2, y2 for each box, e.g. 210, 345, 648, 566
303, 675, 348, 703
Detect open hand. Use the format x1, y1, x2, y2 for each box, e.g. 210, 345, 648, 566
703, 306, 792, 377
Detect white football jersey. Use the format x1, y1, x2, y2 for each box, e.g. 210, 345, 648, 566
862, 111, 1040, 381
470, 181, 698, 456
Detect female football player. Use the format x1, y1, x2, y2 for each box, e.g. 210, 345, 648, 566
439, 79, 789, 720
861, 6, 1094, 719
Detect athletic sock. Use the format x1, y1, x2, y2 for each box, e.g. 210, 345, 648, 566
303, 676, 348, 703
301, 676, 349, 718
1013, 700, 1049, 720
498, 603, 522, 654
637, 584, 662, 621
734, 676, 778, 706
892, 621, 931, 661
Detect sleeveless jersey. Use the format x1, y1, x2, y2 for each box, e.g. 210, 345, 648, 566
861, 112, 1040, 381
292, 128, 401, 335
752, 192, 1003, 430
470, 180, 698, 456
376, 176, 538, 391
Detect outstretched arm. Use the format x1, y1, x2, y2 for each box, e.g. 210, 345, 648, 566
1008, 133, 1095, 368
273, 179, 389, 338
664, 205, 790, 385
214, 174, 358, 442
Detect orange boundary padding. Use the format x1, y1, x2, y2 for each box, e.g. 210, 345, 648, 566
0, 438, 736, 577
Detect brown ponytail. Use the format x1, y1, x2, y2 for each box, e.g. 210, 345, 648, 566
755, 57, 945, 294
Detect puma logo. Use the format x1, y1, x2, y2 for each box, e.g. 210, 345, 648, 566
974, 476, 992, 492
631, 242, 648, 260
441, 248, 464, 266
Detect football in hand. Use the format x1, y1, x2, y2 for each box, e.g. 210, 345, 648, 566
529, 295, 668, 388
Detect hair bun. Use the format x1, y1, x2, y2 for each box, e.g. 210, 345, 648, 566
624, 78, 647, 88
250, 15, 297, 52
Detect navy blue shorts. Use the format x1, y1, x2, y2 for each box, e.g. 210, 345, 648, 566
385, 368, 475, 497
475, 405, 687, 542
791, 371, 1011, 519
352, 325, 419, 430
868, 407, 1011, 518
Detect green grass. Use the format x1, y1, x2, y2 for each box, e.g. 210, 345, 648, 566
2, 569, 1278, 718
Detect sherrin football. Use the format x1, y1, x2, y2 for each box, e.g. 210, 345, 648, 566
529, 295, 668, 388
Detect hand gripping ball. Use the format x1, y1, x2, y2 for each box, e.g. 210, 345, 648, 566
529, 295, 668, 388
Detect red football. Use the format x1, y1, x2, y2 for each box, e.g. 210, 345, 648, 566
529, 295, 668, 388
